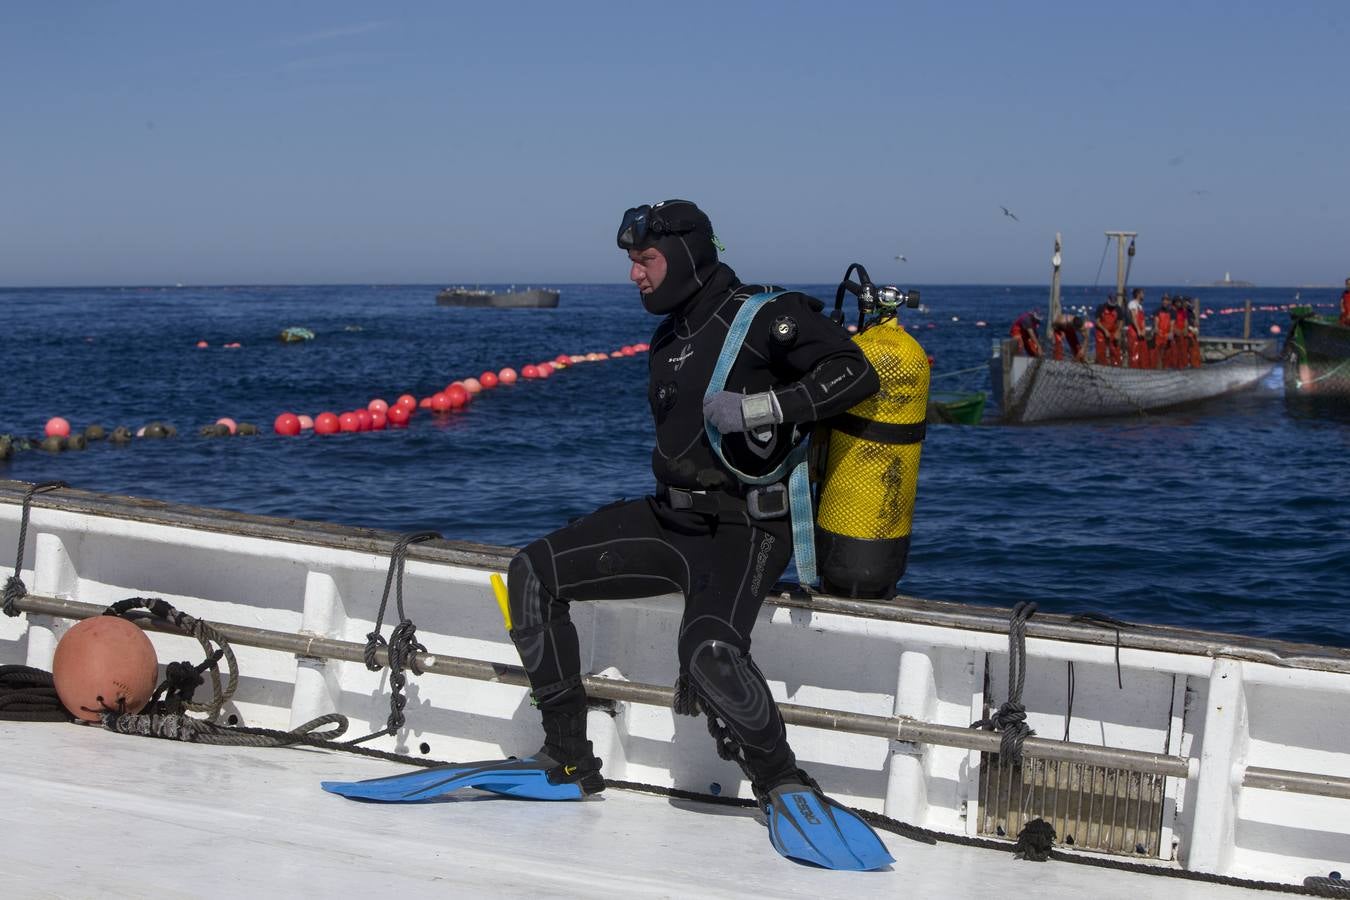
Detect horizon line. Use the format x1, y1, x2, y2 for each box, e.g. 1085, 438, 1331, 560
1, 281, 1338, 291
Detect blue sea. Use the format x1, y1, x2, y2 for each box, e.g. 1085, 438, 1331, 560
2, 282, 1347, 647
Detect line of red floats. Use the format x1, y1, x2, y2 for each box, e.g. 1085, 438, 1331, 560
271, 345, 649, 437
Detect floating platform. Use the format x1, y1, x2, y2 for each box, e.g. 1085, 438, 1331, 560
435, 288, 560, 308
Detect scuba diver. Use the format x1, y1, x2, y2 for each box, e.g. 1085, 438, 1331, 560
323, 201, 898, 869
505, 199, 887, 867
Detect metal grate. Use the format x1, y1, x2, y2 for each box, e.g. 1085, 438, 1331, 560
977, 753, 1166, 857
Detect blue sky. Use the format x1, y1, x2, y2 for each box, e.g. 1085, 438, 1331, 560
2, 1, 1347, 287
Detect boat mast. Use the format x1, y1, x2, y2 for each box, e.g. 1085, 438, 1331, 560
1047, 233, 1062, 344
1105, 231, 1137, 304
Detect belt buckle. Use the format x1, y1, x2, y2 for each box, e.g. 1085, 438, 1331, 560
746, 483, 788, 520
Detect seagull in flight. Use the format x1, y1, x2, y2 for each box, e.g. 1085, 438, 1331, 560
894, 254, 908, 262
1000, 206, 1020, 222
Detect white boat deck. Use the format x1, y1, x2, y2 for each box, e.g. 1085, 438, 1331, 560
3, 722, 1286, 899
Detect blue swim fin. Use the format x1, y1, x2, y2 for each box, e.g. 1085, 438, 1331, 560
763, 784, 895, 871
320, 754, 603, 803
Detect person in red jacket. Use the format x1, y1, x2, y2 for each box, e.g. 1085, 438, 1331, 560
1010, 311, 1042, 356
1340, 277, 1350, 327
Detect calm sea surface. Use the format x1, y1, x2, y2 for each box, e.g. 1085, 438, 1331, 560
2, 282, 1347, 647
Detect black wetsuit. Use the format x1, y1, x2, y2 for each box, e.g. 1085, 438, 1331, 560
506, 260, 878, 792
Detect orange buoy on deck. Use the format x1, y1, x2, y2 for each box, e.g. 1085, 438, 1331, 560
52, 616, 159, 722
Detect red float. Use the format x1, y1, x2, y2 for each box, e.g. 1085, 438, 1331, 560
387, 404, 410, 426
499, 368, 518, 384
314, 412, 340, 434
339, 412, 361, 432
446, 384, 469, 408
273, 413, 301, 436
368, 398, 389, 414
480, 371, 499, 389
45, 417, 71, 438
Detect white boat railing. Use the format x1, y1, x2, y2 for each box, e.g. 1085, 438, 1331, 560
2, 480, 1348, 885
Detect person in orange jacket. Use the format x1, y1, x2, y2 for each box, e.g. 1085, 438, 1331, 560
1094, 298, 1123, 366
1178, 297, 1202, 367
1170, 296, 1189, 368
1154, 295, 1174, 369
1126, 288, 1150, 368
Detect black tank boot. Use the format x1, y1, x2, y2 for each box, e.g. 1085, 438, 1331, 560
538, 691, 605, 795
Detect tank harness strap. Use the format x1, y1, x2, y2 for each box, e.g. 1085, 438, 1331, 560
828, 413, 926, 445
703, 292, 818, 588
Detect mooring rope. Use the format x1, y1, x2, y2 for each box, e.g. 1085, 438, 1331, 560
103, 597, 239, 723
2, 481, 67, 617
973, 601, 1038, 764
346, 530, 442, 745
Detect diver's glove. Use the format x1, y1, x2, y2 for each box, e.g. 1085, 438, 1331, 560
703, 390, 783, 434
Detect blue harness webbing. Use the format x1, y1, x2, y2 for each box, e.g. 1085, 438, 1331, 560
703, 292, 818, 588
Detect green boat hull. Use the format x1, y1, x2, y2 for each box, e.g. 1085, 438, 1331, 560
1284, 308, 1350, 398
927, 391, 987, 425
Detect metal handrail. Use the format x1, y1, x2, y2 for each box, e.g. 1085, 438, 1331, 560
17, 593, 1181, 778
25, 591, 1350, 797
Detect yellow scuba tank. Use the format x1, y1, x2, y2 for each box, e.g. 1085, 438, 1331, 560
815, 267, 929, 599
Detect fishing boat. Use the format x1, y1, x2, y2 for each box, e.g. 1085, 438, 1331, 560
993, 234, 1276, 424
435, 286, 560, 308
1283, 306, 1350, 398
3, 479, 1348, 895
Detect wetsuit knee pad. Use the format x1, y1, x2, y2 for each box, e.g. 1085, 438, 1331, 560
507, 549, 581, 703
507, 546, 561, 627
687, 639, 784, 754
